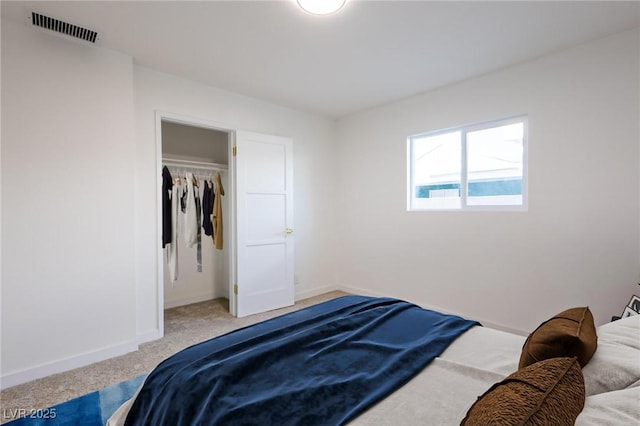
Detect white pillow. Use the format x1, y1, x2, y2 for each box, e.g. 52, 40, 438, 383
576, 386, 640, 425
582, 315, 640, 396
597, 314, 640, 349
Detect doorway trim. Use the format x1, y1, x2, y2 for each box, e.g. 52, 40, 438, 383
154, 110, 237, 338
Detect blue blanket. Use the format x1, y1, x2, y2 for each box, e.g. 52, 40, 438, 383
125, 295, 478, 425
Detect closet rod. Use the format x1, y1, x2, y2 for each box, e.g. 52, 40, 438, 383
162, 157, 228, 172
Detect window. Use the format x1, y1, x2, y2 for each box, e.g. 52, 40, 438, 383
407, 116, 527, 211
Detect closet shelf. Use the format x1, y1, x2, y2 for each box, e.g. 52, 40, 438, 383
163, 157, 228, 171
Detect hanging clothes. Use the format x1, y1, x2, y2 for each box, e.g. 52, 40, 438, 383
202, 180, 214, 236
161, 166, 173, 248
184, 172, 198, 247
167, 181, 182, 284
194, 181, 203, 273
180, 182, 188, 213
184, 172, 203, 272
213, 171, 225, 250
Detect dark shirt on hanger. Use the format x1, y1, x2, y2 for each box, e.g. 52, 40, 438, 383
202, 180, 214, 236
162, 166, 173, 248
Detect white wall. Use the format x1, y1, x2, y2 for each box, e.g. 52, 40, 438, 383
1, 20, 137, 386
336, 29, 640, 333
161, 121, 228, 164
134, 66, 338, 340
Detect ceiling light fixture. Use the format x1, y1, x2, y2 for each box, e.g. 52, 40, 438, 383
297, 0, 346, 15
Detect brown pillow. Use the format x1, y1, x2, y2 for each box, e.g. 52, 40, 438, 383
519, 307, 597, 369
461, 357, 585, 426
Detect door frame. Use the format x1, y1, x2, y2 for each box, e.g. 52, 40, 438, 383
154, 110, 237, 338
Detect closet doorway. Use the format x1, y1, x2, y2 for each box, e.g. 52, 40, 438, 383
155, 111, 295, 337
161, 119, 231, 311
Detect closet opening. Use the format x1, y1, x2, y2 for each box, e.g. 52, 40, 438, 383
158, 116, 234, 329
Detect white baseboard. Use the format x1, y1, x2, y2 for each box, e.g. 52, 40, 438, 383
336, 284, 386, 298
164, 292, 218, 309
295, 285, 340, 301
136, 328, 163, 345
0, 340, 138, 390
336, 284, 527, 336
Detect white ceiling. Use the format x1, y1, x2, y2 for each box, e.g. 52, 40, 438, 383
2, 1, 639, 119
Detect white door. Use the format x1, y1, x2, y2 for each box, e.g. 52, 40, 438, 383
234, 131, 294, 317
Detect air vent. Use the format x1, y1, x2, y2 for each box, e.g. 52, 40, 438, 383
30, 12, 98, 43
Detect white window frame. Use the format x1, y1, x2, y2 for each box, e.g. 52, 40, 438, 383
407, 115, 528, 212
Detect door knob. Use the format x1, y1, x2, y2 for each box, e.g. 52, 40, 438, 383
285, 228, 294, 235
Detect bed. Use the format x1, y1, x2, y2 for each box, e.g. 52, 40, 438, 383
109, 295, 640, 425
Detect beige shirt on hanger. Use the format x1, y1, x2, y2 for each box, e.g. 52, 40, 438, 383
213, 172, 225, 250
